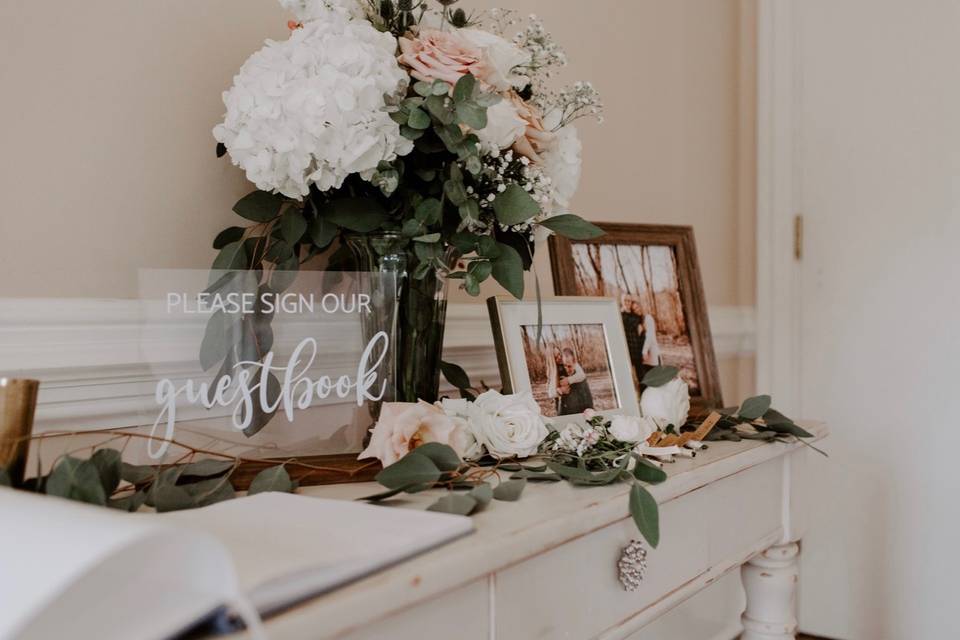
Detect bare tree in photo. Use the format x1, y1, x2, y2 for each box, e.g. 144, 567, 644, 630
569, 243, 701, 393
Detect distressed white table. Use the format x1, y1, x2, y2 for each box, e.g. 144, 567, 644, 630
246, 423, 826, 640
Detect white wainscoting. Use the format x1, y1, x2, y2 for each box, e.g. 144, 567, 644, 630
0, 299, 754, 433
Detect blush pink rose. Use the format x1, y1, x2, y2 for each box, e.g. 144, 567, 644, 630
359, 400, 469, 467
398, 28, 492, 87
508, 91, 555, 163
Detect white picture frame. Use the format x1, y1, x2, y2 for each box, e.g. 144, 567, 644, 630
486, 296, 640, 422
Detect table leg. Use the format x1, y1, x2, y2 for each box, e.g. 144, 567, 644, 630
741, 542, 800, 639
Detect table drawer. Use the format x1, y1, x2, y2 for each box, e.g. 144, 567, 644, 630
494, 459, 784, 640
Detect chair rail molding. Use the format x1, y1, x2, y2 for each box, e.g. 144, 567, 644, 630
756, 0, 802, 415
0, 298, 755, 432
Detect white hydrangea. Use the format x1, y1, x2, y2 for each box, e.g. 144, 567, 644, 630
213, 4, 411, 199
540, 111, 582, 210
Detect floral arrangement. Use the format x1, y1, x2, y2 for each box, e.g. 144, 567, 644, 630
211, 0, 604, 299
358, 366, 820, 548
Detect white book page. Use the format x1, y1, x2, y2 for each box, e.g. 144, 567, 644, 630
0, 488, 239, 640
162, 493, 474, 615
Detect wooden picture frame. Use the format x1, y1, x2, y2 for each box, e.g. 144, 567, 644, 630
548, 223, 722, 413
487, 296, 640, 423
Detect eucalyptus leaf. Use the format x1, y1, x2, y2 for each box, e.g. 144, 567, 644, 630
493, 184, 540, 225
464, 273, 480, 296
376, 452, 442, 490
455, 102, 487, 130
469, 482, 493, 506
184, 476, 236, 508
318, 198, 388, 233
180, 458, 235, 480
90, 449, 122, 495
152, 484, 196, 513
120, 462, 155, 485
357, 486, 410, 502
629, 483, 660, 548
199, 311, 239, 371
453, 73, 476, 103
280, 208, 308, 245
632, 458, 668, 484
213, 226, 245, 250
641, 366, 679, 388
240, 370, 282, 438
467, 260, 492, 282
491, 243, 524, 299
108, 490, 147, 512
546, 461, 621, 486
413, 81, 433, 97
440, 360, 472, 391
247, 465, 294, 495
407, 107, 431, 130
510, 470, 562, 482
415, 198, 442, 225
427, 492, 478, 516
538, 214, 604, 240
411, 443, 461, 472
414, 233, 441, 243
493, 478, 527, 501
401, 125, 425, 140
46, 456, 107, 506
233, 190, 284, 222
211, 240, 248, 271
738, 395, 772, 420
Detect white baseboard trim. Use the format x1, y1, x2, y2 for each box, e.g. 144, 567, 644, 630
0, 299, 754, 432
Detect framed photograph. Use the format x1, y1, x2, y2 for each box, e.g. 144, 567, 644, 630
487, 296, 640, 421
548, 223, 722, 412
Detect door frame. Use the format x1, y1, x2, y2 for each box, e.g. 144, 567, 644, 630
756, 0, 802, 414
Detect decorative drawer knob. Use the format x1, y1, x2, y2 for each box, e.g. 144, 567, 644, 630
618, 540, 648, 591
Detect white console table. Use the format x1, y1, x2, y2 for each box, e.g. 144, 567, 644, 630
239, 423, 827, 640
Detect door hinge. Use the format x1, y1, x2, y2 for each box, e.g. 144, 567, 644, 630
793, 214, 803, 261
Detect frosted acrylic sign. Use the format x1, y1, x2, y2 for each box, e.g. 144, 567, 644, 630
133, 269, 397, 463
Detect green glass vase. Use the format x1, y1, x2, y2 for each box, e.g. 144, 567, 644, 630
345, 234, 456, 403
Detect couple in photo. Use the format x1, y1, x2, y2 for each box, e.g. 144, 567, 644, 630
620, 294, 662, 385
546, 345, 595, 416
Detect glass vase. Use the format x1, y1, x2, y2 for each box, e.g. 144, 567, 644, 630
345, 234, 456, 404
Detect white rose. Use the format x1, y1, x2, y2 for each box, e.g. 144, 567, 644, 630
640, 378, 691, 429
475, 99, 528, 153
458, 29, 531, 91
608, 415, 658, 444
438, 398, 484, 460
472, 390, 549, 459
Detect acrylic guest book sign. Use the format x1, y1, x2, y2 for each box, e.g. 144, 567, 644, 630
34, 269, 399, 486
0, 488, 473, 640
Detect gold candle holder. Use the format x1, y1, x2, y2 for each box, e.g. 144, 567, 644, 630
0, 378, 39, 487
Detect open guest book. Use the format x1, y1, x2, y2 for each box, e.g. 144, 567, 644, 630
0, 489, 474, 640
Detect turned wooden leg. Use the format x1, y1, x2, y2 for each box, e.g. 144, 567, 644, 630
741, 542, 800, 639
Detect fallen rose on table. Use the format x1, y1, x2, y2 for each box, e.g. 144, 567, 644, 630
357, 366, 819, 549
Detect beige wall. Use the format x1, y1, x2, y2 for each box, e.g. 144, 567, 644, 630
0, 0, 754, 395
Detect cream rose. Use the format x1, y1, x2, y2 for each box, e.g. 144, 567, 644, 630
397, 28, 488, 86
471, 390, 549, 459
640, 378, 691, 429
608, 415, 659, 444
359, 400, 473, 466
508, 92, 554, 162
